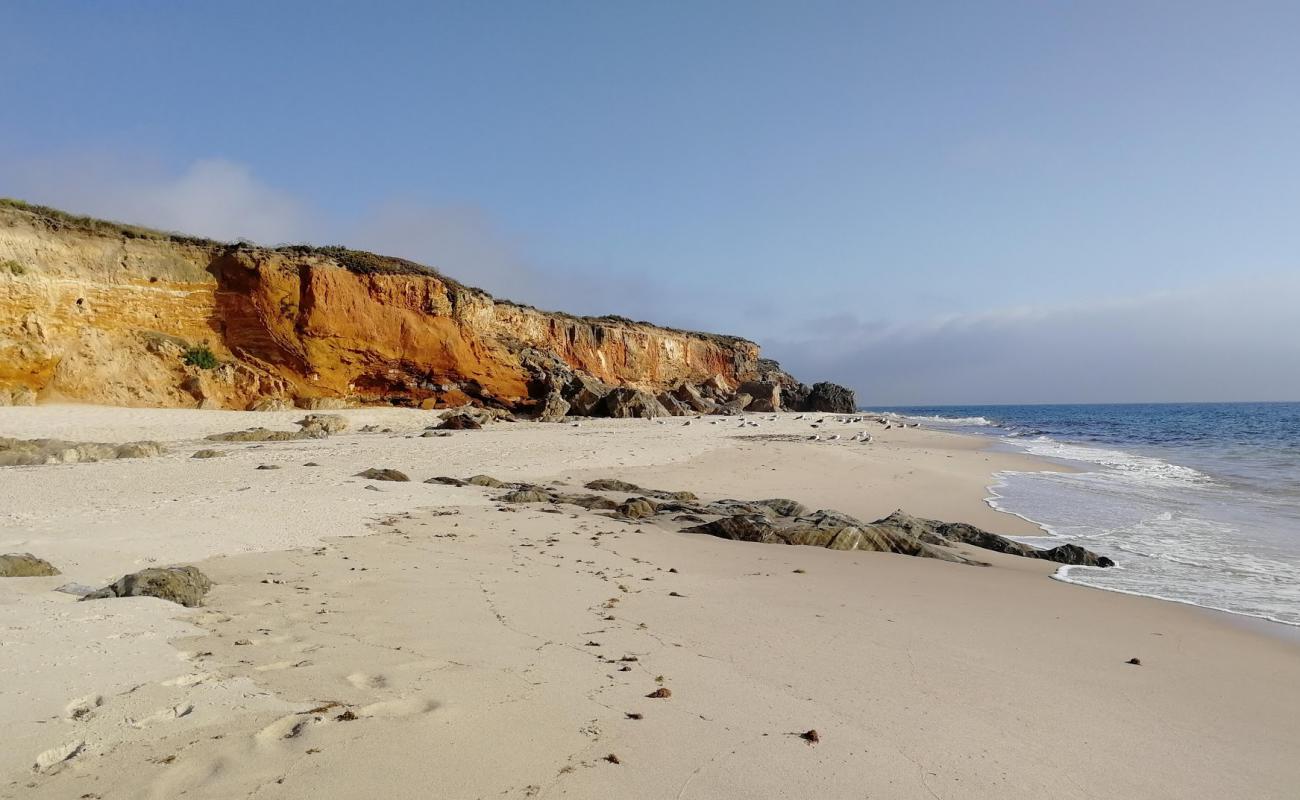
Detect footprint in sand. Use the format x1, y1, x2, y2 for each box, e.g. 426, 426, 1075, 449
346, 672, 389, 690
356, 696, 440, 718
33, 739, 85, 771
129, 703, 194, 728
65, 694, 103, 721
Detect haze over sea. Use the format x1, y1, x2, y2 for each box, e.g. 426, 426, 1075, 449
873, 402, 1300, 627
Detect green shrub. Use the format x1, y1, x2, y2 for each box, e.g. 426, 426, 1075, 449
183, 345, 218, 370
1, 259, 25, 276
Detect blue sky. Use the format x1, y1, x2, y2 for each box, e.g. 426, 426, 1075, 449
3, 1, 1298, 403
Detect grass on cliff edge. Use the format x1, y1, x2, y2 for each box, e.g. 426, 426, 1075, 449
0, 198, 749, 346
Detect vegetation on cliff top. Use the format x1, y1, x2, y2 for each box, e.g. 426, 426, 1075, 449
0, 198, 751, 346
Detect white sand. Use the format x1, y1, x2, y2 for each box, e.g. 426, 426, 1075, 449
2, 405, 1298, 799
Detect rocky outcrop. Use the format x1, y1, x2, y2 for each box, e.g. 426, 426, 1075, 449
0, 437, 164, 466
871, 511, 1116, 568
0, 200, 774, 411
0, 553, 61, 577
805, 382, 857, 414
82, 565, 212, 607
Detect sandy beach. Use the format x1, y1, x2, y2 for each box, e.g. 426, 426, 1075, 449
2, 406, 1298, 799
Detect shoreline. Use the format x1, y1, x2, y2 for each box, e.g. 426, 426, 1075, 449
3, 406, 1298, 797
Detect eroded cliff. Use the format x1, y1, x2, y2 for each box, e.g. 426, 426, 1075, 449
0, 200, 776, 411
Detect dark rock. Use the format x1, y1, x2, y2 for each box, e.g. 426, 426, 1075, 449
565, 373, 612, 416
656, 392, 691, 416
755, 498, 806, 517
555, 494, 621, 510
721, 393, 753, 413
603, 387, 671, 419
805, 382, 857, 414
438, 413, 482, 430
355, 468, 410, 482
499, 488, 554, 503
427, 476, 468, 486
1039, 543, 1115, 568
535, 390, 570, 423
205, 427, 305, 443
82, 566, 212, 607
586, 478, 643, 492
0, 553, 61, 577
295, 414, 348, 435
869, 509, 1114, 567
783, 382, 811, 412
256, 464, 281, 470
738, 381, 781, 412
670, 383, 717, 413
617, 498, 659, 519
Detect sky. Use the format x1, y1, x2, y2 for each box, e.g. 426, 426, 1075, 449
2, 0, 1298, 404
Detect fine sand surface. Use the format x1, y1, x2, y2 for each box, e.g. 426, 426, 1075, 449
2, 406, 1298, 799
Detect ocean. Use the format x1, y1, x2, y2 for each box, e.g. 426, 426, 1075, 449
869, 403, 1300, 627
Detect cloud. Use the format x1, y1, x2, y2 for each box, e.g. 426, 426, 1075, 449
2, 156, 312, 244
765, 279, 1300, 405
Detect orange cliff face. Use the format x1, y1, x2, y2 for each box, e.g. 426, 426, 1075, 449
0, 202, 762, 410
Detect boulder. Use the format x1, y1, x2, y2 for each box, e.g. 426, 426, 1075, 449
0, 553, 61, 577
191, 449, 225, 459
205, 428, 305, 442
670, 383, 717, 413
555, 494, 620, 510
586, 479, 643, 492
536, 390, 570, 423
687, 515, 784, 544
738, 381, 781, 413
1039, 543, 1116, 568
868, 510, 1114, 567
439, 413, 482, 430
1, 386, 38, 406
755, 498, 806, 517
616, 498, 659, 519
297, 397, 352, 410
296, 414, 348, 435
249, 397, 294, 412
499, 488, 554, 503
565, 373, 612, 417
602, 388, 670, 419
82, 566, 212, 607
355, 468, 410, 482
783, 383, 812, 411
805, 382, 857, 414
702, 374, 736, 398
467, 474, 509, 488
426, 476, 468, 486
656, 392, 691, 417
721, 394, 753, 413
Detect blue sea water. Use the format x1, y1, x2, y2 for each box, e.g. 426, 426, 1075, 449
870, 403, 1300, 627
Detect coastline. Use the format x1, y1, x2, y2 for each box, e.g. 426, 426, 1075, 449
3, 406, 1298, 798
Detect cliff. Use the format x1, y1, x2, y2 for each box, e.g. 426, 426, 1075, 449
0, 199, 787, 412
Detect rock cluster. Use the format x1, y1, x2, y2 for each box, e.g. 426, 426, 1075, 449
0, 437, 165, 466
519, 367, 856, 421
441, 475, 1114, 569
